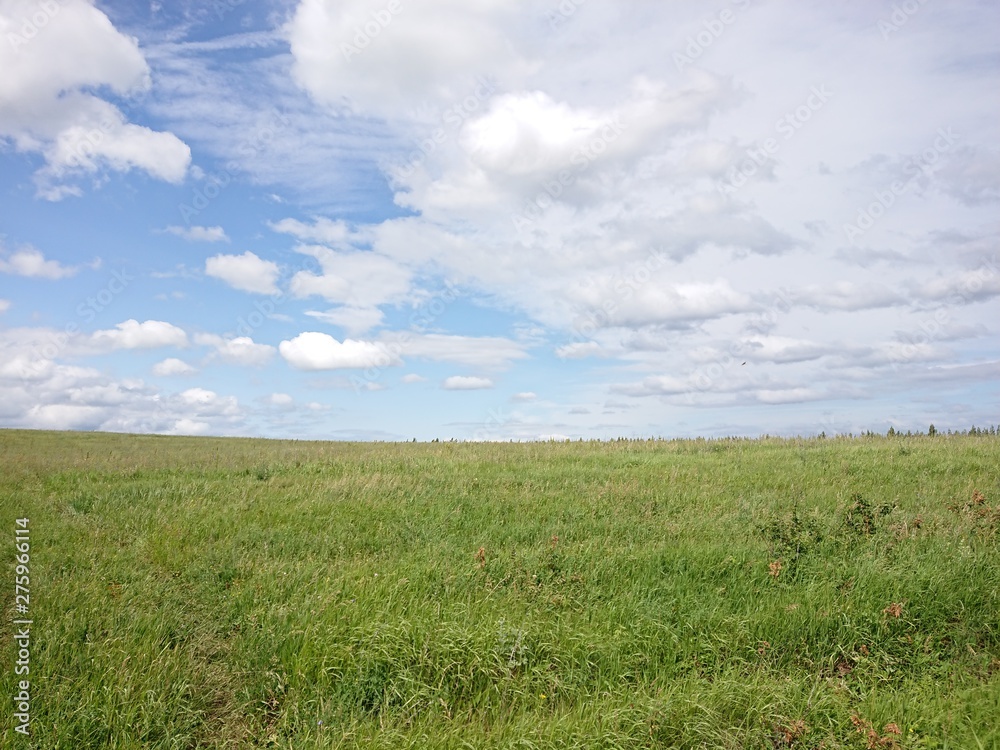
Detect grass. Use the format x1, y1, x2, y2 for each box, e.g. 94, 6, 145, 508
1, 429, 998, 748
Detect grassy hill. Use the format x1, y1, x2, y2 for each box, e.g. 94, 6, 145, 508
1, 429, 998, 748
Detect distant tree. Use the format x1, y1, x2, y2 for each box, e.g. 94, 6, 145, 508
928, 423, 937, 436
887, 426, 896, 437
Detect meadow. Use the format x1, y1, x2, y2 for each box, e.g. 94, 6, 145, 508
1, 429, 998, 749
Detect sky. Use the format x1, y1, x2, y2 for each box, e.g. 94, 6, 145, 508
0, 0, 998, 442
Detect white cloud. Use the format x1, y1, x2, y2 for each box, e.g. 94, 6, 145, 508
443, 375, 494, 390
205, 252, 280, 295
3, 3, 999, 440
289, 246, 410, 308
382, 332, 529, 368
511, 391, 536, 402
611, 375, 692, 398
0, 328, 247, 435
24, 403, 107, 431
152, 358, 197, 376
0, 0, 190, 196
304, 306, 385, 335
194, 333, 276, 366
555, 341, 608, 360
164, 225, 229, 242
167, 418, 211, 435
288, 0, 531, 117
90, 320, 188, 351
794, 282, 905, 312
179, 388, 216, 405
268, 393, 293, 405
269, 217, 357, 246
0, 299, 10, 313
0, 246, 81, 279
279, 332, 399, 370
401, 373, 426, 383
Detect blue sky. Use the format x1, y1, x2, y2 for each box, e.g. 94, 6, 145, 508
1, 0, 998, 441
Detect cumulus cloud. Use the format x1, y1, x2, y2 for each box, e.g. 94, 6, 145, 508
269, 217, 359, 246
442, 375, 494, 390
304, 306, 385, 335
555, 341, 607, 360
279, 332, 399, 370
90, 320, 188, 351
288, 0, 531, 117
152, 358, 197, 376
194, 333, 276, 366
289, 246, 410, 308
0, 246, 83, 279
0, 0, 190, 197
793, 282, 906, 312
0, 328, 245, 435
382, 332, 528, 368
205, 252, 280, 295
164, 225, 229, 242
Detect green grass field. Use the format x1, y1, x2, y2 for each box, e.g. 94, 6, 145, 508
1, 429, 998, 749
